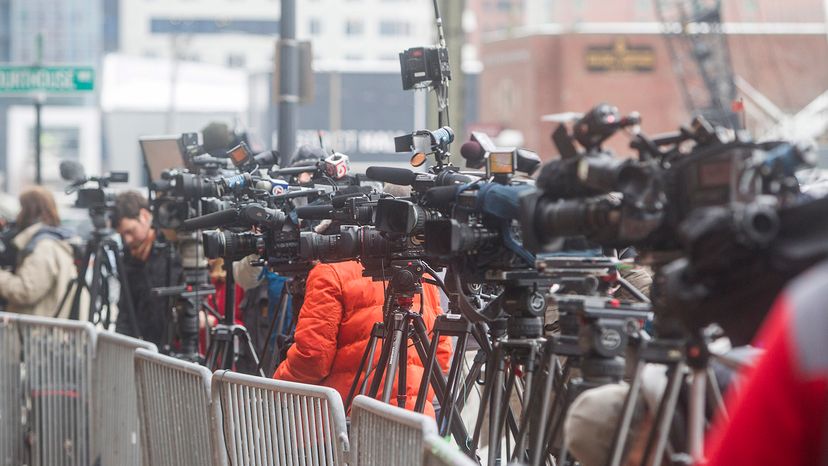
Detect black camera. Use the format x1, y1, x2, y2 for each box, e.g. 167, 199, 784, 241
399, 46, 450, 91
60, 160, 129, 210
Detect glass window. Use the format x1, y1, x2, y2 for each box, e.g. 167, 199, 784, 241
309, 17, 322, 35
379, 20, 410, 36
345, 19, 363, 36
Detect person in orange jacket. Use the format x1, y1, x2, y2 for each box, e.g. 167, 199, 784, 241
273, 260, 452, 417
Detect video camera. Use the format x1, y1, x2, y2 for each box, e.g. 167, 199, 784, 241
60, 161, 129, 222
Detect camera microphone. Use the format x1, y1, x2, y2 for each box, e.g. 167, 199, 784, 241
182, 208, 240, 231
59, 160, 87, 184
366, 166, 417, 186
460, 140, 486, 169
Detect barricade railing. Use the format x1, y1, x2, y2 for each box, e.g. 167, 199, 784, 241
93, 331, 157, 466
422, 434, 476, 466
0, 311, 96, 466
211, 370, 349, 466
134, 348, 220, 466
349, 394, 438, 466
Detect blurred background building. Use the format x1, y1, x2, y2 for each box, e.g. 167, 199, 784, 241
0, 0, 826, 194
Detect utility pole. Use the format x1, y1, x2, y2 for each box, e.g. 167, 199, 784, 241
277, 0, 298, 167
34, 33, 44, 185
444, 0, 466, 144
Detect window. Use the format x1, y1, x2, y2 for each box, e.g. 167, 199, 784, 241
379, 20, 410, 36
226, 53, 246, 68
308, 17, 322, 35
345, 19, 363, 36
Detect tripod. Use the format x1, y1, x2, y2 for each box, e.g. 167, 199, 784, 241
606, 329, 727, 466
60, 210, 140, 335
204, 258, 264, 377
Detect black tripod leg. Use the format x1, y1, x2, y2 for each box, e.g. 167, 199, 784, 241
439, 332, 468, 437
257, 286, 290, 374
346, 323, 382, 411
367, 319, 394, 399
529, 348, 557, 466
414, 326, 441, 414
113, 247, 142, 338
511, 345, 539, 464
544, 358, 572, 455
396, 315, 410, 408
488, 352, 508, 466
87, 246, 105, 323
455, 350, 486, 414
473, 344, 498, 451
237, 327, 265, 377
410, 317, 471, 451
67, 242, 94, 321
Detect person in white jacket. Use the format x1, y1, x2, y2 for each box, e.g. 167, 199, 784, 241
0, 187, 77, 318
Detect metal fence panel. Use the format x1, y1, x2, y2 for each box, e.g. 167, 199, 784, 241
93, 331, 156, 466
0, 311, 96, 466
422, 434, 476, 466
0, 313, 23, 466
134, 348, 220, 466
349, 395, 438, 466
211, 370, 349, 466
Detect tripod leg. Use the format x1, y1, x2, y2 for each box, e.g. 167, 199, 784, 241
414, 326, 441, 414
380, 315, 405, 404
237, 327, 265, 377
410, 316, 471, 450
257, 286, 290, 374
346, 323, 382, 411
511, 345, 539, 464
543, 358, 573, 455
706, 366, 727, 421
367, 320, 393, 399
87, 247, 105, 323
688, 368, 706, 461
439, 332, 468, 436
642, 362, 684, 466
396, 315, 410, 409
487, 351, 508, 466
473, 344, 498, 451
607, 356, 645, 466
529, 347, 557, 466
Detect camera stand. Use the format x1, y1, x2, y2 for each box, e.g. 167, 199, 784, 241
344, 261, 471, 449
60, 212, 140, 334
204, 259, 264, 377
150, 281, 216, 363
606, 330, 726, 466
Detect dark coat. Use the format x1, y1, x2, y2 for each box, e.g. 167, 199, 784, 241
116, 234, 182, 347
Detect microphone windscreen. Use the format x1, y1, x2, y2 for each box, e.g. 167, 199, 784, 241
182, 209, 240, 231
460, 141, 485, 162
365, 166, 416, 186
60, 160, 86, 183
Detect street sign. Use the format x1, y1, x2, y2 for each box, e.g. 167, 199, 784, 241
0, 66, 95, 93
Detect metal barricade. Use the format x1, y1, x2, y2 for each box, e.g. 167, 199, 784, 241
0, 311, 96, 466
133, 348, 220, 466
211, 370, 349, 466
93, 331, 156, 466
422, 434, 476, 466
349, 395, 438, 466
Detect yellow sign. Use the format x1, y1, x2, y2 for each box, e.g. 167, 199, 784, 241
585, 39, 655, 72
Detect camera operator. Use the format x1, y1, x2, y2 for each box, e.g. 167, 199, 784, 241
112, 191, 183, 346
702, 260, 828, 466
0, 187, 77, 317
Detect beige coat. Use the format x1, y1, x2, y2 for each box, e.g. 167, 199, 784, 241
0, 223, 77, 318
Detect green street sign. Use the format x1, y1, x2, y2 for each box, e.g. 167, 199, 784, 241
0, 66, 95, 93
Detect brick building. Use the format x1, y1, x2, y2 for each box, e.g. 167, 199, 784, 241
473, 0, 828, 159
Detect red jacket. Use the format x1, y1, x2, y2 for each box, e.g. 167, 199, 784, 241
704, 261, 828, 466
273, 261, 452, 416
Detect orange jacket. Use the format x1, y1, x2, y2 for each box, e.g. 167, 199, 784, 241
273, 260, 452, 416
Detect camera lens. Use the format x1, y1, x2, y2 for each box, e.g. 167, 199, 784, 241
202, 230, 260, 259
177, 174, 222, 199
